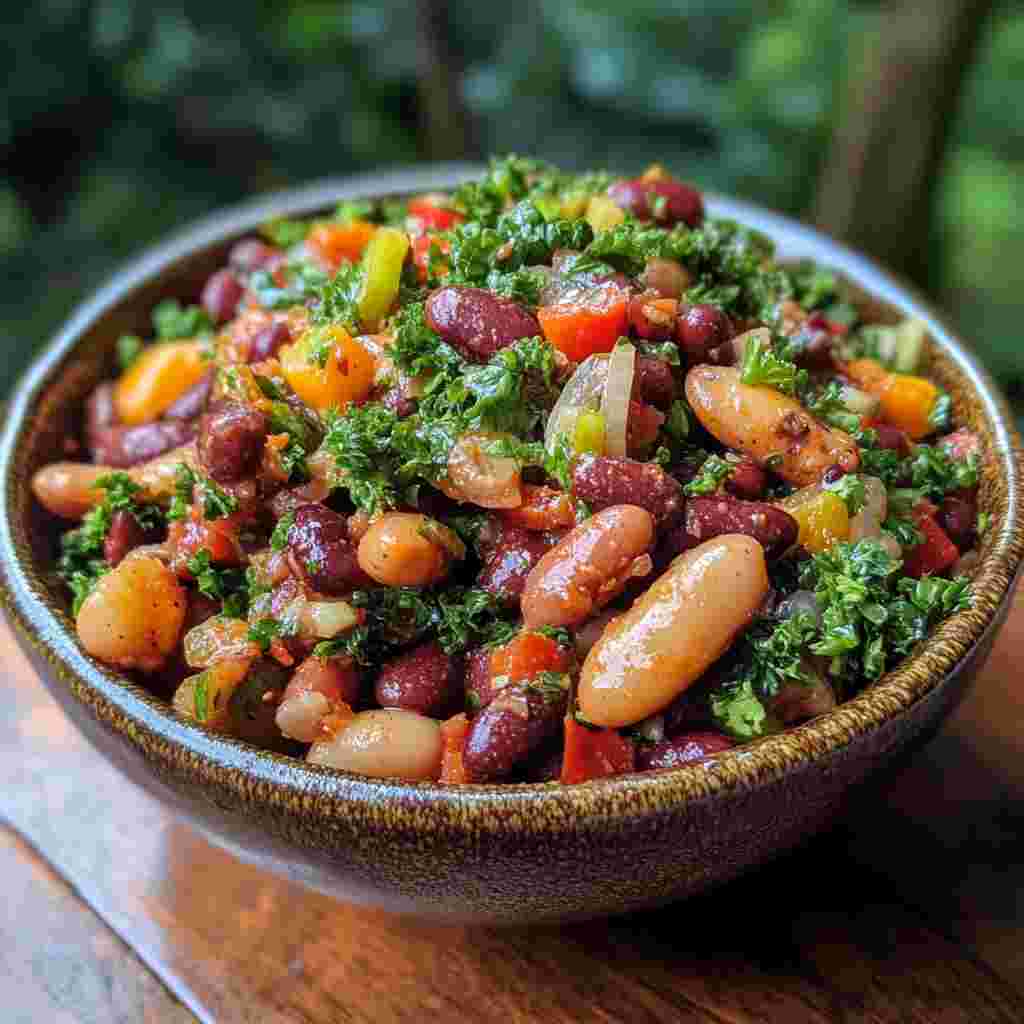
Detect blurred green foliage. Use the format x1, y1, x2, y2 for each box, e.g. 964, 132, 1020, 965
1, 0, 1021, 410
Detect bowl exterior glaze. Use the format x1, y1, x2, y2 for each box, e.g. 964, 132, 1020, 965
1, 167, 1021, 924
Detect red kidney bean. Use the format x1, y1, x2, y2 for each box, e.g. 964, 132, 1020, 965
628, 294, 677, 341
676, 304, 734, 363
640, 257, 690, 299
102, 509, 147, 566
90, 420, 196, 468
375, 641, 463, 718
724, 458, 768, 499
692, 495, 797, 558
939, 489, 977, 550
287, 503, 364, 596
463, 680, 568, 781
247, 321, 291, 363
627, 400, 665, 453
821, 464, 847, 485
632, 356, 678, 408
871, 423, 910, 455
163, 369, 213, 421
523, 740, 565, 782
425, 286, 541, 363
464, 646, 497, 713
85, 382, 118, 442
607, 179, 703, 228
201, 269, 244, 325
636, 731, 734, 771
571, 454, 683, 530
229, 238, 281, 271
477, 524, 556, 607
197, 399, 269, 483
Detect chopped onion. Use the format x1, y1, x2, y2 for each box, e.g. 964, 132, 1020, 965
444, 432, 522, 508
849, 476, 888, 542
600, 342, 636, 458
544, 354, 609, 454
305, 600, 359, 639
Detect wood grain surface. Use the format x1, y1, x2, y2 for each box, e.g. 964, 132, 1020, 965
2, 590, 1023, 1023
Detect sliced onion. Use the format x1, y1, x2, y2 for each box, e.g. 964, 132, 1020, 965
544, 354, 609, 454
849, 476, 887, 542
600, 341, 636, 458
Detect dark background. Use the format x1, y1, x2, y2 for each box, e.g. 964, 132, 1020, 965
2, 0, 1021, 415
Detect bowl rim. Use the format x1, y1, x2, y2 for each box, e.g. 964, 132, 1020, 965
2, 164, 1022, 834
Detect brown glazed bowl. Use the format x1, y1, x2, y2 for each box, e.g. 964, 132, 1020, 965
1, 167, 1022, 925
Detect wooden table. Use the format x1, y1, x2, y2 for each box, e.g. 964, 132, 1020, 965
2, 591, 1023, 1024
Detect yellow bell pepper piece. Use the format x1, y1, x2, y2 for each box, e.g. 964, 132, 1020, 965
585, 196, 626, 233
357, 227, 410, 328
280, 325, 377, 412
114, 340, 209, 425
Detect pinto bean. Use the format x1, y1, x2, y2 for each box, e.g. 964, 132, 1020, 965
247, 321, 291, 363
90, 419, 196, 468
607, 179, 703, 228
357, 512, 460, 588
477, 525, 556, 607
640, 257, 691, 299
163, 370, 213, 420
375, 641, 462, 718
633, 356, 677, 408
686, 365, 859, 487
462, 680, 568, 781
287, 504, 364, 596
103, 509, 147, 567
673, 496, 797, 560
521, 505, 655, 630
201, 269, 244, 324
571, 455, 682, 529
578, 535, 769, 727
276, 654, 361, 742
307, 709, 443, 780
425, 286, 541, 363
724, 458, 768, 499
197, 399, 269, 483
636, 731, 734, 771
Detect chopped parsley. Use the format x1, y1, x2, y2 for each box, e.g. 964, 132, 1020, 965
167, 464, 239, 521
186, 549, 248, 618
823, 474, 867, 516
739, 335, 806, 395
152, 299, 212, 340
684, 454, 733, 496
116, 334, 144, 371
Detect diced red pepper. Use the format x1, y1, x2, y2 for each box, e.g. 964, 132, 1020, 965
306, 220, 377, 269
902, 504, 960, 578
411, 233, 450, 282
560, 716, 635, 784
439, 713, 471, 784
501, 484, 576, 532
490, 631, 569, 686
407, 196, 465, 233
537, 283, 630, 361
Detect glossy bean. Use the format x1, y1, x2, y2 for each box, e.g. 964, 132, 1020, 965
520, 505, 655, 630
197, 399, 270, 483
578, 535, 769, 727
636, 731, 735, 771
287, 504, 364, 596
685, 365, 860, 487
76, 555, 187, 672
425, 286, 541, 363
571, 455, 682, 530
357, 512, 460, 588
307, 709, 443, 780
375, 641, 462, 718
276, 654, 361, 743
90, 419, 196, 468
102, 509, 147, 567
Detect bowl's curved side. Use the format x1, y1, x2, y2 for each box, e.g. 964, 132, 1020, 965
1, 170, 1021, 923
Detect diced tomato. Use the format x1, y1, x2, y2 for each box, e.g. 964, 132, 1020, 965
560, 716, 635, 784
902, 504, 960, 578
411, 233, 451, 282
490, 631, 569, 686
439, 713, 471, 784
167, 506, 244, 575
537, 283, 630, 361
306, 220, 377, 269
407, 195, 465, 233
501, 485, 576, 531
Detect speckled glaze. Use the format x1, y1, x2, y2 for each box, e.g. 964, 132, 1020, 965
1, 167, 1021, 924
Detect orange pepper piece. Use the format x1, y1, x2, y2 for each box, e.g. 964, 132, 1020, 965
114, 340, 209, 425
306, 220, 377, 269
439, 713, 471, 784
538, 283, 629, 361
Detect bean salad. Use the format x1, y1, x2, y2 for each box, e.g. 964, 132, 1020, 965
32, 157, 981, 784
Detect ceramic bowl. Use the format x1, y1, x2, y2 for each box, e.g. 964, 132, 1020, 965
2, 167, 1021, 924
